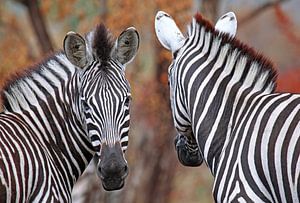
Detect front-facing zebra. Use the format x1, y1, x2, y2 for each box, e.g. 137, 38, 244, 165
155, 11, 299, 202
0, 24, 139, 202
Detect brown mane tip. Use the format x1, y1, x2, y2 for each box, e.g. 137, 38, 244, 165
0, 53, 59, 110
191, 12, 277, 90
194, 13, 203, 22
194, 12, 215, 32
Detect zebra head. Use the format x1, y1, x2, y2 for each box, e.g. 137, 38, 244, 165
155, 11, 237, 166
63, 25, 139, 190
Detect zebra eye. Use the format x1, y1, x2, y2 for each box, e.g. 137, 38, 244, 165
82, 100, 90, 111
124, 96, 131, 107
173, 50, 179, 59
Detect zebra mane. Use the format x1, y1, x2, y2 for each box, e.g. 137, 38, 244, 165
191, 13, 278, 92
90, 24, 114, 62
0, 52, 75, 112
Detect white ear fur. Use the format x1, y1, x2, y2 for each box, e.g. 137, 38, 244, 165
155, 11, 185, 53
215, 12, 237, 37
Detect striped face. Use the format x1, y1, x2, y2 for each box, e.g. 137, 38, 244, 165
64, 25, 139, 191
80, 60, 131, 153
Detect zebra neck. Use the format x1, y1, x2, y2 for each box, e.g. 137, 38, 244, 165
1, 53, 94, 182
185, 72, 273, 175
179, 35, 277, 175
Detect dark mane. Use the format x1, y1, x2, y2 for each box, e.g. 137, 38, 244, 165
0, 53, 60, 110
193, 13, 277, 91
92, 24, 114, 62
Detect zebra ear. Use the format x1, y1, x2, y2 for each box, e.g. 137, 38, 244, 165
112, 27, 139, 66
155, 11, 185, 53
63, 31, 88, 68
215, 12, 237, 37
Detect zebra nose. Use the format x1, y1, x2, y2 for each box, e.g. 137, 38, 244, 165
98, 158, 128, 191
98, 143, 128, 179
99, 161, 128, 178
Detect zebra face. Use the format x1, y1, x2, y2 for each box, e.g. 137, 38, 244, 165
64, 25, 139, 190
80, 66, 131, 191
79, 62, 132, 153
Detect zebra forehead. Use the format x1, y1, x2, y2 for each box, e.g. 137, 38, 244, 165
90, 24, 115, 62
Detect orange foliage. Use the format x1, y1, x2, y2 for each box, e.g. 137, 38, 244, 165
277, 68, 300, 93
0, 14, 34, 78
104, 0, 137, 31
41, 0, 77, 20
274, 5, 300, 53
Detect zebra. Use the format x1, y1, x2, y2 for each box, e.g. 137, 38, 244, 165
0, 23, 139, 202
155, 11, 300, 202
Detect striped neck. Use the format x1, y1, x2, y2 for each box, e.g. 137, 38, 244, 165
172, 15, 277, 174
1, 53, 94, 183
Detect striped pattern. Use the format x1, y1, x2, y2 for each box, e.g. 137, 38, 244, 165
168, 14, 300, 202
80, 59, 131, 153
0, 26, 132, 201
0, 54, 94, 202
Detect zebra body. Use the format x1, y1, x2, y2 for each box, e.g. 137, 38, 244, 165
0, 54, 93, 202
155, 11, 299, 202
0, 24, 139, 202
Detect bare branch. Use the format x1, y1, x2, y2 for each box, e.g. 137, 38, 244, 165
16, 0, 53, 54
239, 0, 289, 26
200, 0, 219, 21
99, 0, 108, 23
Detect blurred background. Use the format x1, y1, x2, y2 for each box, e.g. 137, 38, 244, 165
0, 0, 300, 202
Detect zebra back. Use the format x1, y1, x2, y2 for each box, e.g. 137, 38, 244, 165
155, 11, 300, 202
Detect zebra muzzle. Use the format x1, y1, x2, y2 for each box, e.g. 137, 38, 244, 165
97, 143, 129, 191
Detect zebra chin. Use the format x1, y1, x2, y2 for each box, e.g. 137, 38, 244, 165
101, 178, 125, 191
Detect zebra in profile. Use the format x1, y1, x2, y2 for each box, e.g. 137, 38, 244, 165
0, 24, 139, 202
155, 11, 300, 202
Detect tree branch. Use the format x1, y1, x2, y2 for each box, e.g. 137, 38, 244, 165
239, 0, 288, 26
200, 0, 219, 21
16, 0, 53, 54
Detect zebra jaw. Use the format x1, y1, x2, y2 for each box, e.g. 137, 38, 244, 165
174, 134, 203, 167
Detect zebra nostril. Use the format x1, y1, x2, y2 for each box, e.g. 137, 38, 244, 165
123, 165, 128, 173
121, 165, 129, 179
98, 166, 106, 177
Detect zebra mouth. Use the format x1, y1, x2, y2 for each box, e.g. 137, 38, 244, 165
101, 178, 125, 191
99, 171, 128, 191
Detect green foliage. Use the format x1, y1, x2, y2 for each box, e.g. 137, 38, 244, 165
76, 0, 99, 19
68, 15, 80, 30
